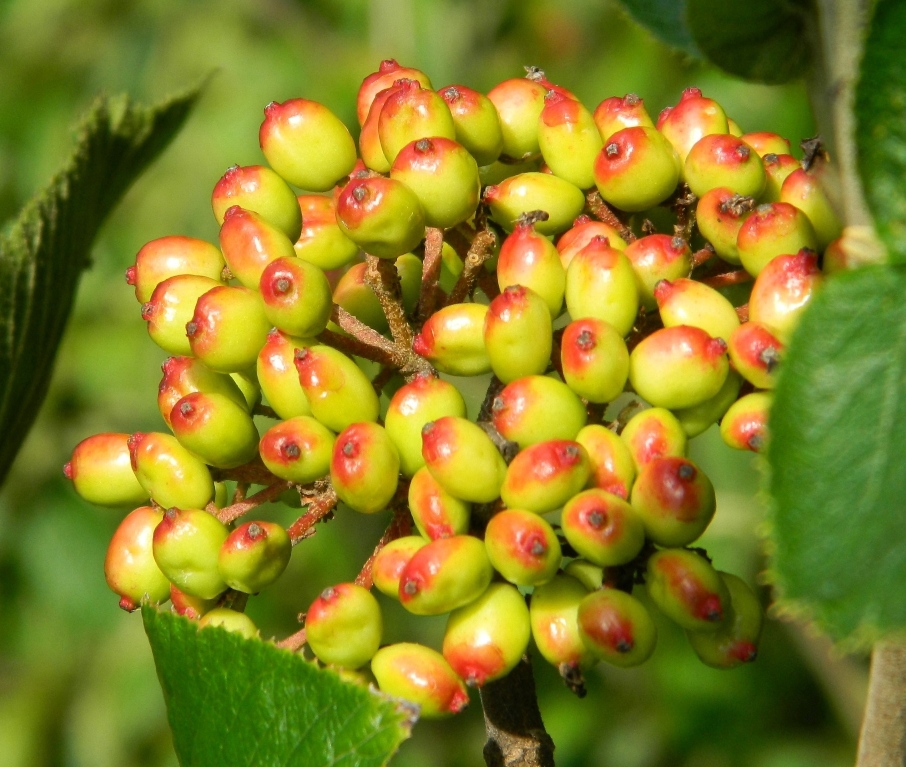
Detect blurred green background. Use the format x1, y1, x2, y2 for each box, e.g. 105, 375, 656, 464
0, 0, 868, 765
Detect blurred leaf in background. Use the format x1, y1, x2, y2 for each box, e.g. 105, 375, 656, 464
0, 1, 863, 766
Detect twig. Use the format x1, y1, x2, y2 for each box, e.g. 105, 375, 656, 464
287, 486, 339, 544
365, 255, 414, 349
701, 270, 753, 289
447, 229, 497, 305
217, 481, 292, 525
418, 227, 445, 322
584, 191, 636, 243
857, 640, 906, 767
480, 656, 556, 767
672, 183, 697, 240
355, 505, 413, 589
275, 627, 307, 652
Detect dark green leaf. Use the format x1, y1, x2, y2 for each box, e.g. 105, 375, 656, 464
143, 606, 413, 767
767, 266, 906, 644
617, 0, 701, 57
0, 84, 203, 486
855, 0, 906, 264
685, 0, 812, 84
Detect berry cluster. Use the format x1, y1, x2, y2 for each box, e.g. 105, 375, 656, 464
66, 60, 841, 719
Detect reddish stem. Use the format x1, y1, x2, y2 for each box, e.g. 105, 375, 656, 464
355, 506, 413, 589
275, 627, 307, 652
287, 486, 339, 544
701, 270, 753, 289
418, 227, 445, 322
584, 190, 636, 242
447, 229, 497, 305
217, 481, 292, 525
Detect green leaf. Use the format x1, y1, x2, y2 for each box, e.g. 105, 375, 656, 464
767, 266, 906, 645
616, 0, 701, 57
143, 606, 413, 767
0, 84, 203, 487
855, 0, 906, 264
685, 0, 812, 84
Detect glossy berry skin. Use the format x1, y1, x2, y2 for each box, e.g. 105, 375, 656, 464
390, 137, 480, 229
330, 422, 400, 514
741, 131, 791, 157
484, 286, 553, 384
438, 84, 504, 166
620, 407, 687, 470
294, 345, 380, 432
575, 424, 636, 499
259, 415, 335, 483
623, 234, 693, 311
258, 256, 332, 338
686, 572, 763, 668
128, 236, 225, 304
335, 176, 426, 259
152, 507, 230, 599
684, 134, 765, 199
538, 91, 603, 189
561, 489, 646, 567
170, 391, 260, 469
306, 583, 383, 669
556, 216, 628, 269
293, 194, 360, 271
357, 59, 433, 126
104, 506, 171, 611
378, 80, 456, 165
371, 643, 470, 719
398, 534, 493, 615
186, 286, 271, 374
142, 274, 222, 356
442, 582, 531, 686
629, 325, 729, 410
728, 321, 783, 389
485, 509, 562, 586
198, 607, 259, 639
655, 277, 740, 343
158, 355, 249, 429
593, 126, 681, 212
372, 536, 428, 599
500, 439, 591, 514
563, 559, 604, 591
529, 573, 598, 670
630, 457, 716, 546
385, 374, 467, 478
577, 588, 657, 668
218, 206, 297, 290
565, 235, 639, 335
421, 416, 507, 504
720, 392, 772, 452
359, 82, 408, 172
256, 330, 313, 420
491, 375, 587, 449
170, 584, 217, 619
128, 432, 214, 510
780, 167, 843, 250
65, 432, 148, 507
657, 87, 729, 165
408, 467, 471, 540
747, 248, 822, 343
259, 98, 357, 192
412, 303, 492, 377
497, 217, 567, 317
593, 93, 654, 142
486, 77, 548, 160
695, 187, 754, 265
560, 318, 629, 403
484, 172, 585, 235
645, 548, 730, 632
212, 164, 302, 242
672, 370, 743, 439
758, 153, 801, 203
736, 202, 818, 277
218, 521, 292, 594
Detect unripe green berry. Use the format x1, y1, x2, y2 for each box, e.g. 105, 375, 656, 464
780, 167, 843, 250
371, 643, 470, 718
439, 83, 504, 166
557, 216, 628, 270
747, 248, 822, 344
593, 93, 654, 142
332, 255, 421, 333
442, 582, 531, 686
152, 507, 230, 600
305, 583, 383, 669
412, 303, 492, 377
497, 215, 566, 317
484, 172, 585, 235
654, 277, 740, 343
727, 322, 784, 389
293, 194, 360, 271
407, 467, 471, 540
142, 274, 222, 357
127, 236, 225, 304
695, 188, 755, 265
104, 506, 171, 611
686, 572, 763, 668
484, 285, 553, 383
65, 432, 148, 508
623, 234, 692, 311
560, 318, 629, 403
684, 134, 765, 199
357, 59, 433, 126
259, 415, 335, 484
538, 91, 603, 189
294, 345, 380, 432
218, 521, 292, 594
169, 391, 259, 469
372, 536, 428, 599
330, 422, 400, 514
198, 607, 259, 639
218, 205, 297, 290
561, 488, 646, 566
530, 573, 598, 671
128, 432, 214, 510
398, 534, 493, 615
212, 164, 302, 242
484, 509, 562, 586
593, 127, 681, 212
486, 77, 548, 160
577, 588, 657, 667
672, 370, 743, 439
736, 202, 818, 277
657, 87, 729, 166
259, 256, 332, 338
645, 548, 730, 631
720, 391, 772, 452
170, 584, 218, 620
256, 330, 314, 419
378, 80, 456, 165
490, 375, 587, 449
500, 439, 591, 514
575, 424, 636, 499
620, 407, 687, 471
158, 356, 250, 429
